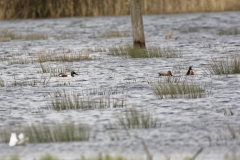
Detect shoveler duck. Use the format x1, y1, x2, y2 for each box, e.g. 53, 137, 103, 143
58, 71, 78, 77
186, 66, 194, 75
58, 71, 78, 85
159, 71, 172, 76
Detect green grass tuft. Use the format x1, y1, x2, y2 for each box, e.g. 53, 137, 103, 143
0, 122, 90, 143
37, 50, 91, 63
217, 28, 240, 35
0, 30, 47, 40
48, 91, 126, 111
40, 154, 60, 160
113, 108, 159, 129
152, 77, 207, 99
108, 45, 181, 58
206, 54, 240, 75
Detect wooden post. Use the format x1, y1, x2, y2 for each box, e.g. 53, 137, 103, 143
130, 0, 146, 48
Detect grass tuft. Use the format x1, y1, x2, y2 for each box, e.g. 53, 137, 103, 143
40, 154, 60, 160
48, 91, 126, 111
37, 50, 91, 63
206, 54, 240, 75
217, 28, 240, 35
114, 108, 159, 129
0, 30, 47, 40
109, 45, 181, 58
152, 77, 207, 99
0, 122, 90, 143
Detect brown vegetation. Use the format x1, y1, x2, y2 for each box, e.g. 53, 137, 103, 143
0, 0, 240, 19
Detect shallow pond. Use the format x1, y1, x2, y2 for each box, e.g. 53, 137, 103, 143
0, 11, 240, 160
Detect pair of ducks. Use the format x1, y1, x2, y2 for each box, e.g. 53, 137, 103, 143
158, 66, 194, 76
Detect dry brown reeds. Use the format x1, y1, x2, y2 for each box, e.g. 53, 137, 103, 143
0, 0, 240, 19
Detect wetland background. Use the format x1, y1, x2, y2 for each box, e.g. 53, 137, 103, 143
0, 0, 240, 160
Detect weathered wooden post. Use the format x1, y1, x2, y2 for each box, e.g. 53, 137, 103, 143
130, 0, 146, 48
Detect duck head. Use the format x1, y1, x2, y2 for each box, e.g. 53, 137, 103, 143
71, 71, 78, 77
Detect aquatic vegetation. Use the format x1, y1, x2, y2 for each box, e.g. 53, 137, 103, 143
217, 28, 240, 35
206, 54, 240, 75
89, 47, 107, 52
38, 63, 74, 76
48, 91, 126, 111
0, 122, 90, 143
37, 50, 91, 62
40, 154, 60, 160
0, 29, 47, 40
109, 45, 181, 58
152, 77, 207, 99
0, 53, 32, 65
112, 108, 159, 129
1, 0, 239, 19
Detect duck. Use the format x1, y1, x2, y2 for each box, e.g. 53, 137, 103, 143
58, 71, 78, 85
186, 66, 194, 75
159, 71, 172, 76
58, 71, 78, 77
9, 133, 28, 146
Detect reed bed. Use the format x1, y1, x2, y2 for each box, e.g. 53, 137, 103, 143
152, 77, 207, 99
48, 91, 126, 111
217, 28, 240, 35
0, 30, 47, 40
0, 55, 31, 65
38, 63, 74, 76
109, 45, 181, 58
0, 122, 90, 143
37, 50, 91, 63
206, 54, 240, 75
0, 76, 50, 87
109, 108, 159, 129
1, 0, 240, 19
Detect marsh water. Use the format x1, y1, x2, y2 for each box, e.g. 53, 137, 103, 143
1, 11, 240, 159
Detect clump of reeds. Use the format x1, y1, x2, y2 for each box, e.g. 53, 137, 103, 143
48, 91, 126, 111
37, 50, 91, 63
1, 0, 240, 20
0, 53, 32, 65
0, 122, 90, 143
40, 154, 60, 160
217, 28, 240, 35
152, 77, 207, 99
0, 30, 47, 40
206, 54, 240, 75
81, 155, 128, 160
114, 108, 159, 129
108, 45, 181, 58
89, 47, 107, 52
38, 63, 73, 76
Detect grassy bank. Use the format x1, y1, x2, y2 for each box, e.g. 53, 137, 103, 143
0, 0, 240, 19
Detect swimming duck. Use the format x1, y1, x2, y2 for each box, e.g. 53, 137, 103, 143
58, 71, 78, 77
159, 71, 172, 76
9, 133, 28, 146
186, 66, 194, 75
58, 71, 78, 85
